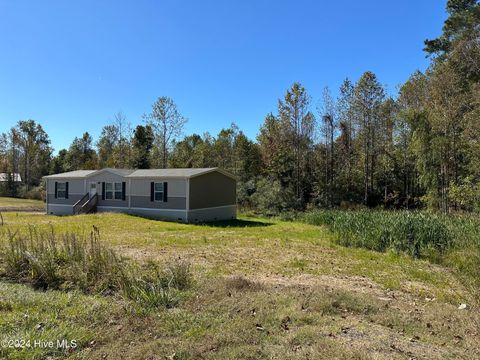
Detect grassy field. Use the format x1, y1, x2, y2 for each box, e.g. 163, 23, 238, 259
0, 197, 45, 212
0, 211, 479, 359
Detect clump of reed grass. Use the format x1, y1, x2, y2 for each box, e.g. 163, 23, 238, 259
304, 210, 452, 257
303, 209, 480, 293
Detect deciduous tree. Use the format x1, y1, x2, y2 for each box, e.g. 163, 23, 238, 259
145, 97, 187, 168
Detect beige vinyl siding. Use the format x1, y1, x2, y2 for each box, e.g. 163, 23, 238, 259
87, 173, 127, 208
129, 178, 186, 197
129, 178, 187, 210
46, 179, 85, 195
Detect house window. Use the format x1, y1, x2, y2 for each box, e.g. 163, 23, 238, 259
57, 182, 66, 199
154, 182, 164, 201
105, 182, 123, 200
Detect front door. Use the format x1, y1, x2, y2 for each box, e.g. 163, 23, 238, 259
89, 182, 97, 198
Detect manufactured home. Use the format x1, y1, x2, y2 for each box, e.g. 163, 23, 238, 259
43, 168, 236, 222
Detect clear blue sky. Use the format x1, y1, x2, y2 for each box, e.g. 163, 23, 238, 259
0, 0, 446, 153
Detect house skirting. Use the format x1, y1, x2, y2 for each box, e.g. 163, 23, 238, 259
187, 205, 236, 223
96, 206, 188, 222
98, 204, 237, 223
47, 203, 75, 215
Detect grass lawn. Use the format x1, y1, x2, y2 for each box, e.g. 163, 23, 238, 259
0, 212, 478, 359
0, 197, 45, 212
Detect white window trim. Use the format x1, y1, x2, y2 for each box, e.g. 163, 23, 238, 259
57, 182, 66, 199
105, 182, 123, 201
154, 182, 164, 202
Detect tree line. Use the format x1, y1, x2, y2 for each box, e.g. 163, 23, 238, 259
1, 0, 479, 213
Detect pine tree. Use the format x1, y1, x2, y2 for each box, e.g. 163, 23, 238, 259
277, 83, 316, 207
131, 125, 154, 169
352, 72, 385, 205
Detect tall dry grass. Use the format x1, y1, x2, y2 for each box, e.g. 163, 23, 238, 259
0, 225, 192, 309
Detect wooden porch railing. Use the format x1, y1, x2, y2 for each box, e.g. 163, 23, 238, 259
79, 194, 98, 214
73, 193, 89, 214
73, 193, 98, 215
